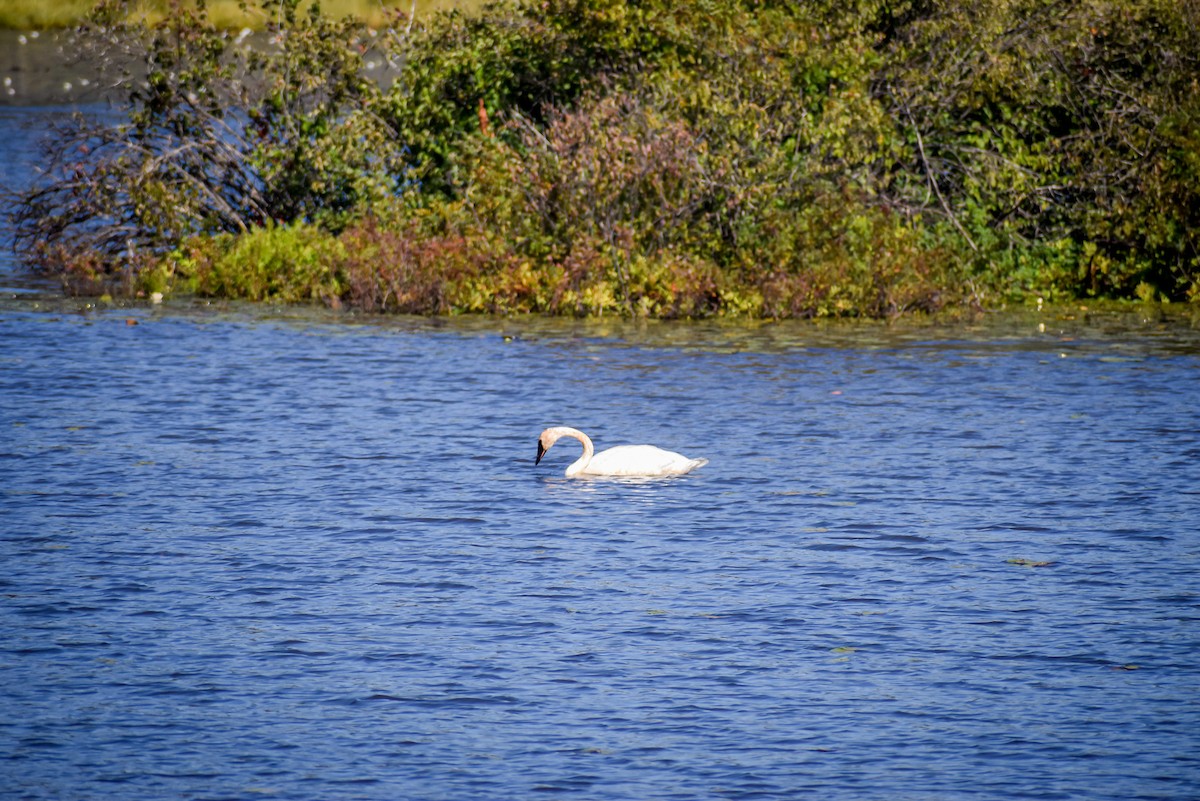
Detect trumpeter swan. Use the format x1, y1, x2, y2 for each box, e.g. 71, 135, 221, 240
535, 426, 708, 478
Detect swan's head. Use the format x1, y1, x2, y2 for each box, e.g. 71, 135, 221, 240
535, 429, 558, 465
536, 426, 583, 466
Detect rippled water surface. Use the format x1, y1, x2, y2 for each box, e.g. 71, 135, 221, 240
2, 107, 1200, 801
2, 302, 1199, 801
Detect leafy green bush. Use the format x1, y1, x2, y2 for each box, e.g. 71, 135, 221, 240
869, 0, 1200, 299
194, 223, 345, 302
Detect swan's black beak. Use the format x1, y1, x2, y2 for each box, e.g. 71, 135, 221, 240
536, 441, 546, 465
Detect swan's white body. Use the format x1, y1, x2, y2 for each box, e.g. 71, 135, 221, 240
536, 426, 707, 478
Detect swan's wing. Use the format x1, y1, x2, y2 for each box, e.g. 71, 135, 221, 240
583, 445, 706, 476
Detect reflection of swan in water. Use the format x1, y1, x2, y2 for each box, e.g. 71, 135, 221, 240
535, 426, 708, 478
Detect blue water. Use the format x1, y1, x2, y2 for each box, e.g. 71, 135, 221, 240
2, 107, 1199, 801
1, 304, 1198, 801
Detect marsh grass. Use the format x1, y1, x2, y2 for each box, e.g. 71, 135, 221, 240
0, 0, 479, 29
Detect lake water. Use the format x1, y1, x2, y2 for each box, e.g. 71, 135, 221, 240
2, 107, 1200, 801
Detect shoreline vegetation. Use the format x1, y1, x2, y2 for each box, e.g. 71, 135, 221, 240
6, 0, 1199, 319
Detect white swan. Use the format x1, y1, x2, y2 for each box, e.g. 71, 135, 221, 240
535, 426, 708, 478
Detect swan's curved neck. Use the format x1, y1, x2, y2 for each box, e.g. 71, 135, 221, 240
557, 427, 594, 477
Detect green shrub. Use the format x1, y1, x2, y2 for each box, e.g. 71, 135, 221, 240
195, 223, 345, 302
